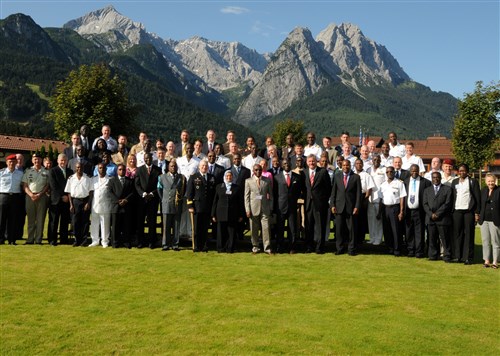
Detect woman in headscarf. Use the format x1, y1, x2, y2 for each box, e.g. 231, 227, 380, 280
211, 170, 245, 253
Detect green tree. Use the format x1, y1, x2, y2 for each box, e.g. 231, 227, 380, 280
46, 63, 138, 142
272, 119, 306, 147
451, 81, 500, 172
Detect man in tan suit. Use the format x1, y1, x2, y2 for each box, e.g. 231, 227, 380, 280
245, 164, 273, 254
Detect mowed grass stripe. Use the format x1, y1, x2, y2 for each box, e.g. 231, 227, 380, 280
1, 242, 499, 355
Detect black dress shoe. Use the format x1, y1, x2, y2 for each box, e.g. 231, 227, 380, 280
407, 253, 415, 258
335, 251, 344, 255
348, 252, 357, 256
162, 246, 170, 251
173, 247, 180, 251
8, 242, 17, 245
464, 260, 473, 265
50, 242, 57, 246
305, 249, 313, 254
149, 244, 155, 249
24, 242, 34, 245
315, 250, 325, 255
137, 244, 144, 249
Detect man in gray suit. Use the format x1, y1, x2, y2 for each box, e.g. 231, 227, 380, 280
245, 164, 273, 254
158, 161, 186, 251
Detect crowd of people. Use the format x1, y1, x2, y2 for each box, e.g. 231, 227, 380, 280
0, 125, 498, 268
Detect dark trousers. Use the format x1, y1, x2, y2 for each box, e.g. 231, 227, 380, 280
0, 193, 23, 243
335, 211, 358, 253
72, 198, 90, 245
276, 210, 298, 251
137, 199, 159, 246
357, 197, 369, 244
305, 205, 327, 252
112, 209, 131, 247
48, 201, 70, 244
217, 220, 236, 253
193, 212, 210, 251
383, 204, 402, 255
428, 223, 451, 260
453, 210, 475, 261
405, 209, 425, 257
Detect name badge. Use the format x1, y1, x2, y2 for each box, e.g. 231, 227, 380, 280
256, 195, 263, 200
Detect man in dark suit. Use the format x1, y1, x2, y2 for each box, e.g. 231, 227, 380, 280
273, 158, 304, 253
174, 129, 190, 157
451, 163, 481, 264
68, 146, 93, 177
403, 164, 431, 258
229, 153, 251, 245
206, 151, 225, 185
202, 129, 218, 155
290, 144, 306, 170
48, 153, 73, 246
423, 172, 453, 262
135, 153, 161, 248
303, 154, 332, 253
64, 133, 81, 163
393, 157, 409, 181
111, 164, 135, 248
79, 125, 92, 157
268, 156, 282, 176
187, 160, 216, 252
331, 159, 361, 255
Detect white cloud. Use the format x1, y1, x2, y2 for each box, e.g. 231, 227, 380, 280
220, 6, 250, 15
251, 20, 275, 37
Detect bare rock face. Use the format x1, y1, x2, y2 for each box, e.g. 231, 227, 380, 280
316, 23, 410, 88
233, 27, 340, 125
174, 36, 268, 91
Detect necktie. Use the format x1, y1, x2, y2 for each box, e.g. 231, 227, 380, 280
343, 174, 348, 187
61, 168, 66, 179
182, 144, 186, 156
434, 185, 439, 195
286, 173, 290, 187
395, 171, 400, 179
209, 143, 213, 151
257, 178, 260, 188
237, 166, 240, 175
203, 174, 207, 182
310, 171, 315, 185
147, 166, 151, 175
120, 177, 125, 186
410, 179, 416, 204
209, 165, 214, 174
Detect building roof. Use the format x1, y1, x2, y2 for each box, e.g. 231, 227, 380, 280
0, 135, 67, 153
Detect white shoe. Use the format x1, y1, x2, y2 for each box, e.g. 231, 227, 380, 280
252, 246, 260, 254
88, 242, 99, 247
102, 244, 108, 248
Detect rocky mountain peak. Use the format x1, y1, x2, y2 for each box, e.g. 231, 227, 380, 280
316, 22, 410, 86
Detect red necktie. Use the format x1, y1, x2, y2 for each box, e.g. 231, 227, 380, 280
343, 174, 348, 187
286, 173, 290, 187
310, 171, 315, 185
147, 166, 151, 175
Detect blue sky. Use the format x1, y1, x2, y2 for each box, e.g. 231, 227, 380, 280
1, 0, 498, 98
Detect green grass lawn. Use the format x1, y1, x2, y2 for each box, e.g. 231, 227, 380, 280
1, 232, 499, 355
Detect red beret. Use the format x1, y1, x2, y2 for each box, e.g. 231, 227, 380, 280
442, 159, 453, 165
6, 154, 16, 161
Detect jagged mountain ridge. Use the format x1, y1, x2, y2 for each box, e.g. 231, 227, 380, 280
63, 5, 268, 93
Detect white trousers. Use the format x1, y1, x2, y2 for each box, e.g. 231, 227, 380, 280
90, 212, 111, 246
480, 221, 500, 263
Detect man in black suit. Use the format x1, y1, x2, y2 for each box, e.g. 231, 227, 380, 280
403, 164, 431, 258
111, 164, 135, 248
393, 157, 409, 181
206, 151, 225, 185
187, 160, 216, 252
331, 159, 361, 255
451, 163, 481, 264
268, 156, 282, 176
303, 154, 332, 253
135, 153, 161, 248
229, 153, 251, 245
48, 153, 73, 246
79, 125, 92, 157
423, 172, 453, 262
64, 133, 81, 163
273, 158, 304, 253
